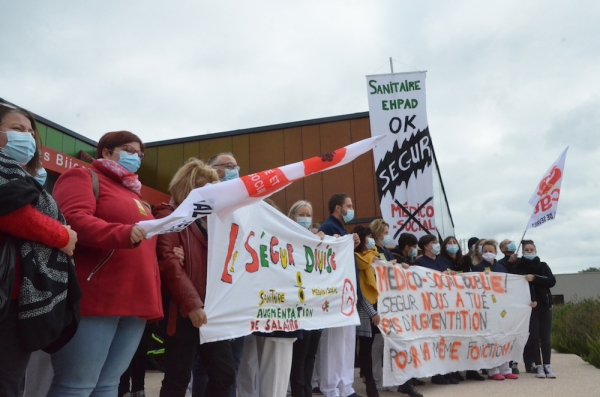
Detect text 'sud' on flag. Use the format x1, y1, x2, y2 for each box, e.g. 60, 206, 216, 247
527, 147, 568, 230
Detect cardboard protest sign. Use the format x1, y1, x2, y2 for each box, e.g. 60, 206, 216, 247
138, 135, 384, 238
374, 262, 531, 386
527, 147, 568, 229
199, 201, 360, 343
366, 72, 435, 239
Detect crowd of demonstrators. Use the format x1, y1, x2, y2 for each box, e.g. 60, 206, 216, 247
1, 101, 560, 397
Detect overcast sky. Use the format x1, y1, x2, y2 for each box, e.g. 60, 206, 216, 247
1, 1, 599, 274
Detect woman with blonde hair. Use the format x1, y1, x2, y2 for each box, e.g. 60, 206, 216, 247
153, 158, 235, 397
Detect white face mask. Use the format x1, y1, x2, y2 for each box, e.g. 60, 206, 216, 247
431, 243, 441, 255
366, 238, 376, 250
482, 252, 496, 263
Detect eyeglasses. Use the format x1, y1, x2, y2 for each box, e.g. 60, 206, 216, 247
116, 144, 145, 159
212, 162, 240, 171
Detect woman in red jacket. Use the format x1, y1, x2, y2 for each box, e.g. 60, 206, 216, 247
153, 158, 235, 397
0, 103, 79, 397
48, 131, 162, 397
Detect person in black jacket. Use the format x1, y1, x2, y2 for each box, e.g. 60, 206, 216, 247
509, 240, 557, 379
391, 233, 418, 266
440, 236, 473, 273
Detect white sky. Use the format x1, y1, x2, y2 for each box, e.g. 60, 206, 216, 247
2, 1, 599, 273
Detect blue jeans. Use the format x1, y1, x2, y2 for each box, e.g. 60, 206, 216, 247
47, 316, 146, 397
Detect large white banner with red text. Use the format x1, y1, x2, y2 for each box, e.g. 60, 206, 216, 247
366, 72, 435, 239
374, 262, 532, 386
138, 135, 384, 238
527, 147, 568, 229
199, 201, 360, 343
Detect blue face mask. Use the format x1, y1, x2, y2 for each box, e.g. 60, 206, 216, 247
366, 238, 376, 250
222, 168, 239, 181
118, 151, 141, 174
382, 235, 393, 247
507, 242, 517, 252
33, 167, 47, 186
2, 131, 36, 164
431, 243, 441, 255
342, 209, 354, 223
409, 247, 418, 257
296, 216, 312, 229
446, 245, 459, 255
523, 254, 536, 260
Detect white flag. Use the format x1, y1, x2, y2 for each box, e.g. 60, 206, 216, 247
526, 147, 568, 229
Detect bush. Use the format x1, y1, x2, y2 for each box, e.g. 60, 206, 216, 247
552, 297, 600, 368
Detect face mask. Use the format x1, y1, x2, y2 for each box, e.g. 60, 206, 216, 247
342, 209, 354, 223
507, 242, 517, 252
33, 167, 47, 186
477, 246, 483, 254
365, 238, 375, 250
118, 151, 141, 174
382, 235, 393, 247
431, 243, 441, 255
222, 168, 239, 181
446, 245, 459, 255
482, 252, 496, 263
296, 216, 312, 229
1, 131, 36, 164
523, 254, 536, 260
409, 247, 418, 257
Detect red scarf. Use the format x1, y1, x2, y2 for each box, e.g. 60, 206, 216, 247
94, 159, 142, 195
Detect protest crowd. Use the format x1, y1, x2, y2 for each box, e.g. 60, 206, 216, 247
0, 102, 557, 397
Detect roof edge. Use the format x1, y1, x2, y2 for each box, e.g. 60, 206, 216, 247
0, 97, 97, 147
145, 111, 370, 148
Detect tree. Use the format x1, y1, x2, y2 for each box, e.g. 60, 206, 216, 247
579, 267, 600, 273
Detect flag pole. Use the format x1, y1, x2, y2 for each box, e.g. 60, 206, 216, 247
516, 228, 528, 254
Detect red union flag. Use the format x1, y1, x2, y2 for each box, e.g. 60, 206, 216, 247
526, 147, 568, 230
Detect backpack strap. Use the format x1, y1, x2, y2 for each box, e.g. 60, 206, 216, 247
88, 168, 99, 200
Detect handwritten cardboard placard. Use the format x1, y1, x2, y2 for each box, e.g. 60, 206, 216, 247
374, 261, 532, 386
199, 201, 360, 343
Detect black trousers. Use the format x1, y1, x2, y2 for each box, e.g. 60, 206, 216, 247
290, 329, 322, 397
527, 305, 553, 366
159, 304, 235, 397
119, 323, 153, 395
0, 299, 31, 397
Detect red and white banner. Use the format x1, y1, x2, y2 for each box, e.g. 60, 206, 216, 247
366, 72, 436, 239
375, 262, 532, 386
526, 147, 568, 230
138, 135, 384, 238
199, 201, 359, 343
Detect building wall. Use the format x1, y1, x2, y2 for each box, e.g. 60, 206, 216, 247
552, 272, 600, 303
140, 115, 383, 226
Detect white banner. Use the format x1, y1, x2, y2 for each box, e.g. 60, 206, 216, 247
374, 262, 532, 386
366, 72, 435, 240
138, 135, 384, 238
527, 147, 568, 229
199, 202, 360, 343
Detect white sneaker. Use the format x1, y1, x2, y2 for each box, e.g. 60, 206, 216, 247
544, 364, 557, 378
535, 365, 546, 378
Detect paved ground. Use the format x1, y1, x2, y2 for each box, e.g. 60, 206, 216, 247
143, 352, 600, 397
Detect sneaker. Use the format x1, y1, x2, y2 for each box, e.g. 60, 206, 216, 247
130, 392, 146, 397
489, 373, 505, 380
397, 382, 423, 397
312, 387, 323, 395
412, 378, 425, 386
504, 373, 519, 379
536, 365, 546, 378
544, 364, 557, 378
511, 362, 520, 374
527, 364, 537, 374
445, 374, 460, 384
465, 370, 486, 381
